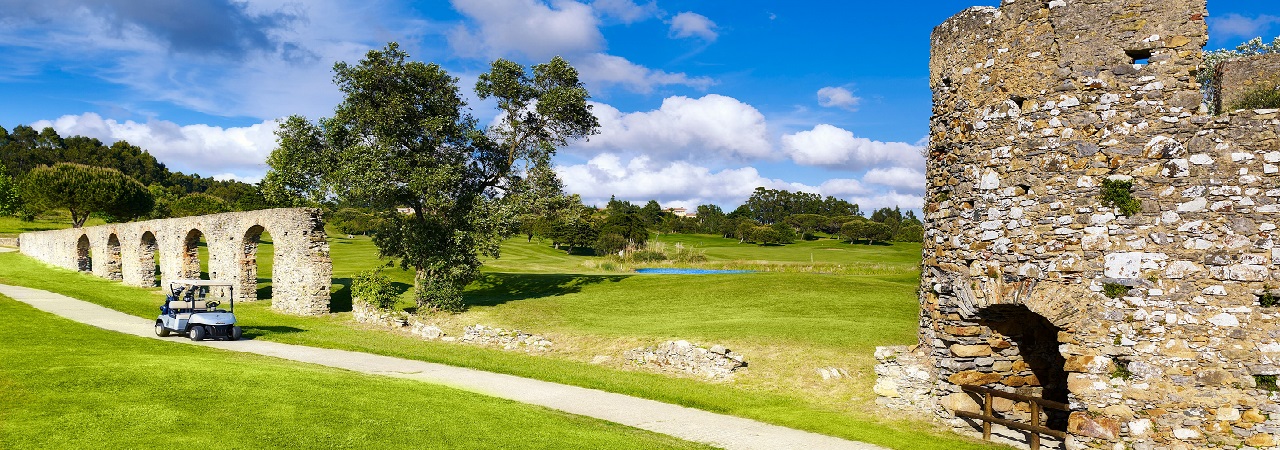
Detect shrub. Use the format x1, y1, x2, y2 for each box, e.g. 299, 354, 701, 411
1256, 374, 1279, 392
668, 243, 707, 263
1100, 179, 1141, 216
593, 233, 628, 256
1102, 282, 1129, 299
351, 268, 399, 310
171, 193, 231, 218
1111, 361, 1133, 380
1230, 85, 1280, 111
629, 250, 668, 263
1261, 288, 1280, 308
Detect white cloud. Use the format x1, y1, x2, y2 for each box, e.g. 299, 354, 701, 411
32, 113, 278, 179
817, 86, 861, 110
448, 0, 604, 60
558, 154, 922, 211
862, 167, 925, 192
592, 0, 659, 24
817, 178, 868, 197
0, 0, 416, 120
1209, 14, 1280, 41
668, 12, 718, 41
850, 191, 924, 211
574, 53, 715, 93
781, 124, 923, 170
577, 95, 772, 162
558, 154, 812, 207
212, 173, 264, 184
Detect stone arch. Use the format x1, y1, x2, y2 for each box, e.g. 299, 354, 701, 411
238, 224, 273, 302
75, 234, 91, 272
181, 229, 208, 279
19, 208, 331, 315
975, 304, 1070, 432
104, 233, 123, 281
136, 231, 159, 287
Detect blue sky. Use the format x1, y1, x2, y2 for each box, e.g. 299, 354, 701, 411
1, 0, 1275, 211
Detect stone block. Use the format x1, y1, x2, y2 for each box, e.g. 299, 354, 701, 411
948, 370, 1003, 386
950, 344, 992, 357
1064, 355, 1113, 374
1068, 412, 1120, 441
1246, 433, 1276, 448
1244, 409, 1268, 423
940, 392, 980, 414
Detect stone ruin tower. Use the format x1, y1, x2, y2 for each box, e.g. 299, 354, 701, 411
876, 0, 1280, 448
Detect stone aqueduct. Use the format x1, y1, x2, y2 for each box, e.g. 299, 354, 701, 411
17, 208, 332, 315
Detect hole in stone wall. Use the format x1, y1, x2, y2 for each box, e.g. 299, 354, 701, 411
1126, 49, 1152, 65
76, 235, 91, 272
105, 234, 122, 281
182, 229, 210, 280
139, 231, 159, 287
1010, 95, 1026, 109
241, 225, 275, 302
979, 304, 1070, 432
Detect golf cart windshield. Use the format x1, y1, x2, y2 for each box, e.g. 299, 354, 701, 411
168, 280, 234, 312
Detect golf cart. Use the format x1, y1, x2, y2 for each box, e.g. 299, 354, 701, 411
155, 279, 242, 341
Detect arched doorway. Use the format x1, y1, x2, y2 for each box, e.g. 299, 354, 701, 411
240, 225, 274, 302
75, 235, 91, 272
138, 231, 160, 287
977, 305, 1070, 432
104, 234, 123, 281
181, 229, 210, 280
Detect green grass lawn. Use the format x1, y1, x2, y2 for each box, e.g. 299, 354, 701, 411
0, 294, 711, 449
0, 215, 1000, 449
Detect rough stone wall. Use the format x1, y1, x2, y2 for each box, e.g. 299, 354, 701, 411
18, 208, 331, 315
1217, 54, 1280, 113
904, 0, 1280, 448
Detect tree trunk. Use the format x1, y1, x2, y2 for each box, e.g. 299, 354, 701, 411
414, 267, 428, 308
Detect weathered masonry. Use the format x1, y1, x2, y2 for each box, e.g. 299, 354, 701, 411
874, 0, 1280, 448
18, 208, 331, 315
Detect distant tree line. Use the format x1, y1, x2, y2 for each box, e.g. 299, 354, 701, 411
0, 124, 273, 225
452, 183, 924, 257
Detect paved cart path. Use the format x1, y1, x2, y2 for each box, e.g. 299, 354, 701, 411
0, 284, 886, 450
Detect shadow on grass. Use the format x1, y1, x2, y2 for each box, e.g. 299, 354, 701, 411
330, 278, 354, 313
464, 273, 629, 308
240, 325, 305, 339
845, 240, 895, 246
543, 245, 599, 257
255, 282, 272, 301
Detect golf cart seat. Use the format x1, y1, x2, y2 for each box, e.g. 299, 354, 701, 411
167, 301, 206, 314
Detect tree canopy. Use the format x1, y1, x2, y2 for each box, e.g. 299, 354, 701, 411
20, 163, 154, 227
265, 42, 598, 312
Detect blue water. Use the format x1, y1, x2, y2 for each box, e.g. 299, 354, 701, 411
634, 268, 754, 275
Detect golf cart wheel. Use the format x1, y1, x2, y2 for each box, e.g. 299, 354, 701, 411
155, 321, 170, 337
190, 326, 206, 341
230, 326, 243, 341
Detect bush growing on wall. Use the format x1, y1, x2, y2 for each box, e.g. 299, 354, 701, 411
1230, 85, 1280, 110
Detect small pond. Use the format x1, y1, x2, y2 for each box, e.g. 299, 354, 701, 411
634, 268, 754, 275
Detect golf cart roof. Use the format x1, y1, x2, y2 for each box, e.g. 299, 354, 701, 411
169, 279, 235, 287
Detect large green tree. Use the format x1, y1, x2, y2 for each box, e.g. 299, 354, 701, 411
171, 193, 232, 217
265, 43, 598, 312
21, 163, 154, 227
